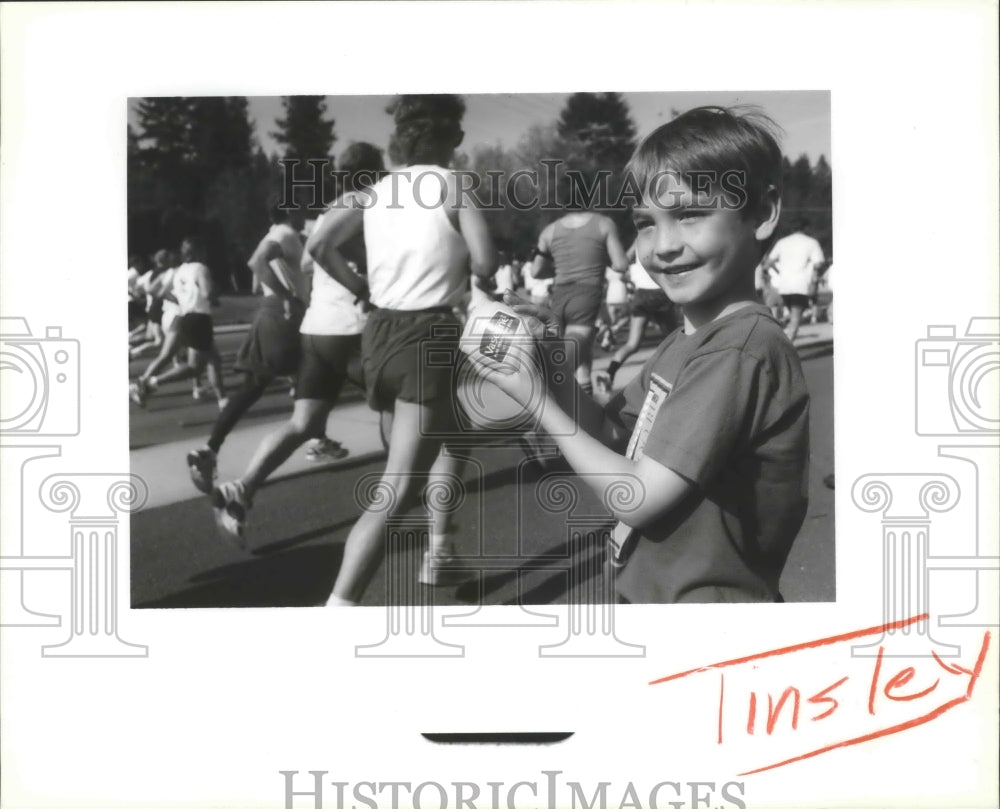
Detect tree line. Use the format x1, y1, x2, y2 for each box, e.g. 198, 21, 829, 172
128, 94, 832, 292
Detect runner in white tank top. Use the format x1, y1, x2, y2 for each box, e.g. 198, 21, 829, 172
307, 95, 497, 605
187, 208, 334, 496
129, 249, 175, 358
211, 144, 386, 545
130, 237, 226, 408
173, 260, 213, 315
364, 167, 471, 310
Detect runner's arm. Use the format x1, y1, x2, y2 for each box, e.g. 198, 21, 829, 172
451, 175, 497, 280
531, 226, 555, 279
305, 205, 369, 301
195, 263, 214, 303
151, 272, 177, 304
247, 239, 297, 300
604, 218, 629, 274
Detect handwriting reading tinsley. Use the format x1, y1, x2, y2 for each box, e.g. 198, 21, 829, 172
649, 614, 992, 776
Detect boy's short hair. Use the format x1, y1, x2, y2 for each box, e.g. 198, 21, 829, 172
627, 106, 784, 217
269, 204, 289, 224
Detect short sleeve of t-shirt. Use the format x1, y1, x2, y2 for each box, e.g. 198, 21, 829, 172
638, 348, 756, 488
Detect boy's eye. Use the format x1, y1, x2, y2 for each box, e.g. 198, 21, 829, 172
632, 215, 653, 230
677, 208, 711, 222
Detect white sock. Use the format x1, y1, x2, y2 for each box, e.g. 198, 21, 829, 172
430, 533, 455, 558
326, 594, 358, 607
148, 376, 159, 389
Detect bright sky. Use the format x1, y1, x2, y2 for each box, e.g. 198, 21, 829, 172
129, 91, 830, 165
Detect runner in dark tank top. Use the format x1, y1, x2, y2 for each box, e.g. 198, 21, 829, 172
531, 211, 628, 395
549, 215, 610, 287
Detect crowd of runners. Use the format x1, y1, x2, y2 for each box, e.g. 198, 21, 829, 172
128, 97, 832, 605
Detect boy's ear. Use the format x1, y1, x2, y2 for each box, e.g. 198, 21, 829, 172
754, 184, 781, 243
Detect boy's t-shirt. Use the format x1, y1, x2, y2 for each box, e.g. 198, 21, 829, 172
605, 303, 810, 603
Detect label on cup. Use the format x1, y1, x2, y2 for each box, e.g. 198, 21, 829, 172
480, 311, 520, 362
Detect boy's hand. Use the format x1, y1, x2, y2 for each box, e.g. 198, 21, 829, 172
502, 290, 561, 339
466, 334, 545, 413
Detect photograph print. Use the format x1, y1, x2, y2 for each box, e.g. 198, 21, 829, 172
126, 91, 834, 609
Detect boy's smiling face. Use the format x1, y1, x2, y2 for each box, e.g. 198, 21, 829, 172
632, 172, 778, 329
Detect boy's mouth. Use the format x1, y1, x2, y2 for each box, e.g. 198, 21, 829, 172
661, 263, 701, 276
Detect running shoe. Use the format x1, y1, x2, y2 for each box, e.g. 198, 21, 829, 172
212, 479, 251, 550
186, 447, 217, 494
129, 378, 150, 407
418, 551, 476, 587
304, 438, 349, 462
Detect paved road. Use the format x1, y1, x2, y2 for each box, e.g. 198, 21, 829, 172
129, 320, 834, 607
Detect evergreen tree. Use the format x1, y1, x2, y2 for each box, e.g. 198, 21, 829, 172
190, 97, 255, 171
272, 96, 337, 211
557, 92, 637, 170
773, 154, 833, 257
134, 97, 194, 167
130, 96, 263, 288
556, 92, 638, 234
272, 96, 337, 162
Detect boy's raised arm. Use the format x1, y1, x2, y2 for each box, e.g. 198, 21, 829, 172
471, 339, 692, 527
538, 398, 694, 526
534, 336, 628, 449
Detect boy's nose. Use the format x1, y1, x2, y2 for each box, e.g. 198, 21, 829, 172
654, 224, 685, 262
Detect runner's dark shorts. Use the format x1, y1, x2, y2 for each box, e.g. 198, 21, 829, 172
630, 288, 677, 327
128, 299, 145, 325
177, 312, 215, 353
147, 298, 164, 326
361, 307, 459, 412
296, 333, 363, 402
781, 293, 812, 309
548, 283, 603, 329
233, 297, 301, 380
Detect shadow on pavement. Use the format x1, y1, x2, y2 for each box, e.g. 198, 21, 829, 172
133, 543, 345, 608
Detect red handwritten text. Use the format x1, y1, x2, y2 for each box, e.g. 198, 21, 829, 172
650, 615, 991, 776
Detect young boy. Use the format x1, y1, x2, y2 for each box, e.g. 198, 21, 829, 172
471, 107, 810, 604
